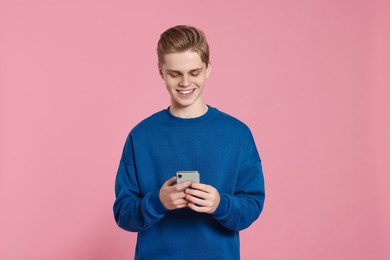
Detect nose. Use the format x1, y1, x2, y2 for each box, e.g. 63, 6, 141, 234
179, 75, 191, 87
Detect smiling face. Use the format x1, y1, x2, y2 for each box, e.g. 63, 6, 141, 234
159, 50, 211, 117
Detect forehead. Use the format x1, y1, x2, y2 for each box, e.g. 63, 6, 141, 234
161, 50, 206, 71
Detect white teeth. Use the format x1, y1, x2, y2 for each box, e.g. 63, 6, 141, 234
178, 89, 194, 95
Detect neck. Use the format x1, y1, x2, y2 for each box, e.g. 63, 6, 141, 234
169, 103, 208, 119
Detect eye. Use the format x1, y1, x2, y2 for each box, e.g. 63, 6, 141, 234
190, 72, 200, 77
169, 73, 179, 78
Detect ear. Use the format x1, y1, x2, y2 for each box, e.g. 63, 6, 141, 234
158, 63, 164, 79
206, 62, 212, 78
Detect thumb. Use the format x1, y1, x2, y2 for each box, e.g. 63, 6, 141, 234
164, 176, 177, 187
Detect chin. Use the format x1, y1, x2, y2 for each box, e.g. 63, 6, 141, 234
174, 97, 197, 107
175, 101, 195, 108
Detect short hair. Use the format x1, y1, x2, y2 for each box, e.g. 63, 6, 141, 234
157, 25, 210, 66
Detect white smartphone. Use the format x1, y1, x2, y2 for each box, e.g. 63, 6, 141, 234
176, 171, 200, 185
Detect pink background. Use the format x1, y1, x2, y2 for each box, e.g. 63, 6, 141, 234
1, 0, 389, 259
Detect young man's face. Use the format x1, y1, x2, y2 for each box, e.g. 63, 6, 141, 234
159, 50, 211, 113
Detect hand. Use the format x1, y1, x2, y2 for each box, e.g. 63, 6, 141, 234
159, 176, 191, 210
185, 183, 220, 214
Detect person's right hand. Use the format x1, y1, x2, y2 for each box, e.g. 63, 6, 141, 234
159, 176, 191, 210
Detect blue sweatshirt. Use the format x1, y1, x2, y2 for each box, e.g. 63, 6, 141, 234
113, 106, 265, 260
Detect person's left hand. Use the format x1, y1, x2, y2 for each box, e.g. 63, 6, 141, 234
185, 183, 220, 214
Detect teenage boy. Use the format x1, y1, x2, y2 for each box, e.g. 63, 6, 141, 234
113, 25, 265, 260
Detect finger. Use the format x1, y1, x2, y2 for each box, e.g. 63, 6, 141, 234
176, 181, 192, 191
185, 188, 209, 199
176, 203, 189, 209
186, 195, 209, 207
173, 198, 189, 206
188, 203, 209, 213
170, 190, 187, 200
191, 183, 211, 192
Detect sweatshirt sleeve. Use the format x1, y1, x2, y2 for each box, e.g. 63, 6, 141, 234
212, 129, 265, 231
113, 134, 168, 232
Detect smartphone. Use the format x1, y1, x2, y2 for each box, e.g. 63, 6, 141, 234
176, 171, 200, 185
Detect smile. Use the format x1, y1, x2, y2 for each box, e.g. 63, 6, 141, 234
177, 89, 195, 95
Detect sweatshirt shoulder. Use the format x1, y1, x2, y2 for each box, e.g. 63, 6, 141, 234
214, 109, 252, 134
130, 110, 166, 135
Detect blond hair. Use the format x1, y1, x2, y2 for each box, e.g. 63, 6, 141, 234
157, 25, 210, 66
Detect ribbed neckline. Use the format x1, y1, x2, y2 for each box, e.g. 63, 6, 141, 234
163, 105, 218, 126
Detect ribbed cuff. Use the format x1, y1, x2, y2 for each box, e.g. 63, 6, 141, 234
212, 193, 230, 218
148, 191, 168, 215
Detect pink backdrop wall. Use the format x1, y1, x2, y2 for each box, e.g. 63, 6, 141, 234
1, 0, 389, 259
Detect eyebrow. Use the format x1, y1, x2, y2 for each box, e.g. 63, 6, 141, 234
166, 68, 203, 73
